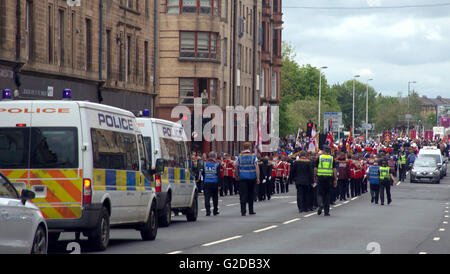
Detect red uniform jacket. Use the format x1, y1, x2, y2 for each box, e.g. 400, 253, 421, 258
276, 161, 285, 178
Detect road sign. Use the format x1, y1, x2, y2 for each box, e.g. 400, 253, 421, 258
323, 112, 342, 132
362, 123, 374, 130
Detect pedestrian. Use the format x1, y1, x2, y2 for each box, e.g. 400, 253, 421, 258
336, 153, 350, 201
349, 154, 360, 198
234, 142, 260, 216
365, 158, 380, 204
314, 146, 338, 216
202, 152, 221, 216
379, 159, 396, 205
257, 156, 271, 201
231, 156, 239, 195
292, 151, 314, 213
223, 154, 234, 196
399, 151, 407, 182
218, 155, 225, 197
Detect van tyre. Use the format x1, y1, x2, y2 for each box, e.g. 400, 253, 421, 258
159, 196, 171, 227
186, 194, 198, 222
141, 201, 158, 241
88, 206, 110, 252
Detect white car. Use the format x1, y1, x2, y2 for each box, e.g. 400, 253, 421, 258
0, 172, 48, 254
418, 147, 447, 178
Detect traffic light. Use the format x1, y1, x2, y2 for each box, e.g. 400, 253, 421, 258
306, 121, 313, 137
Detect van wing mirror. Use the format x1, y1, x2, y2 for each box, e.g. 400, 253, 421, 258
155, 158, 165, 175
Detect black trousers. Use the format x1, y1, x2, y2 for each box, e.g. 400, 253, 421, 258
265, 179, 272, 200
350, 178, 358, 197
274, 177, 283, 194
338, 179, 348, 200
204, 183, 219, 214
318, 177, 333, 215
379, 180, 392, 205
399, 166, 407, 181
239, 179, 256, 214
296, 184, 312, 212
258, 181, 267, 201
369, 184, 380, 204
223, 176, 234, 196
233, 178, 240, 194
219, 176, 224, 196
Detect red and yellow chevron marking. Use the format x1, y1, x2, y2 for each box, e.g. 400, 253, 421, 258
30, 169, 83, 219
1, 169, 83, 219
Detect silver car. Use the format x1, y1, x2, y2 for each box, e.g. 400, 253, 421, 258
0, 172, 48, 254
410, 157, 441, 184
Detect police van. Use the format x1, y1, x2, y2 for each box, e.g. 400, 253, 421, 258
0, 90, 162, 251
137, 116, 198, 227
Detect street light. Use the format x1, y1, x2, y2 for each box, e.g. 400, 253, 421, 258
407, 81, 417, 137
318, 66, 328, 133
366, 78, 373, 141
352, 74, 360, 137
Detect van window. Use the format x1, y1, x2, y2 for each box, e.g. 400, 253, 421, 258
143, 137, 152, 165
0, 128, 30, 169
30, 127, 78, 168
91, 128, 139, 171
0, 127, 78, 169
159, 137, 186, 168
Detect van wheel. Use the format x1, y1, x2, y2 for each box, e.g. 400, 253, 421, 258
141, 201, 158, 241
159, 196, 171, 227
186, 194, 198, 222
88, 207, 110, 252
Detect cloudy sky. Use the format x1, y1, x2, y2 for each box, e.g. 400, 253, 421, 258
282, 0, 450, 98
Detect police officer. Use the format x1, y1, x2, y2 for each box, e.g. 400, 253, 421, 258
314, 146, 337, 216
203, 152, 221, 216
234, 142, 260, 216
399, 151, 407, 182
365, 158, 380, 204
379, 160, 396, 206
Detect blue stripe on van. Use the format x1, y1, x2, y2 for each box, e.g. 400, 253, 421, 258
127, 172, 137, 191
105, 170, 116, 191
169, 168, 175, 184
180, 168, 186, 184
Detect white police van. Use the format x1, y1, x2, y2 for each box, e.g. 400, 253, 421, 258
137, 115, 198, 227
0, 89, 163, 251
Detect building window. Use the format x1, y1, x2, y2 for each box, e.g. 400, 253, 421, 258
126, 35, 131, 82
179, 78, 218, 105
223, 37, 227, 66
271, 71, 277, 99
180, 31, 217, 60
48, 5, 53, 64
26, 1, 34, 61
58, 9, 65, 67
106, 30, 112, 79
273, 28, 279, 56
261, 69, 265, 98
167, 0, 220, 15
144, 41, 148, 85
85, 18, 92, 71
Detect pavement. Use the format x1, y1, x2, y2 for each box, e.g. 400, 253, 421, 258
49, 171, 450, 254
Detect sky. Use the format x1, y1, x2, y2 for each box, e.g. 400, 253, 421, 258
282, 0, 450, 98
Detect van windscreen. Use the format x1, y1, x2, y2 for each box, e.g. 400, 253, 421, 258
0, 127, 78, 169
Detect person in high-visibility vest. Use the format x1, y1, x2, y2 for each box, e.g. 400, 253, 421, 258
399, 152, 407, 182
234, 142, 260, 216
314, 146, 337, 216
202, 152, 221, 216
379, 160, 396, 205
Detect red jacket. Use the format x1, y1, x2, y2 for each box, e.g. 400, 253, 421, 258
337, 160, 350, 180
223, 159, 234, 177
283, 162, 291, 179
349, 160, 362, 179
276, 161, 285, 178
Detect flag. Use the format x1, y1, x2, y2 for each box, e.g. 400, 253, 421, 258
308, 124, 317, 152
326, 120, 334, 146
256, 119, 262, 154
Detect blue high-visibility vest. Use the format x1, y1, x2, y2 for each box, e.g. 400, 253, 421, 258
368, 166, 380, 185
204, 162, 219, 183
238, 153, 257, 180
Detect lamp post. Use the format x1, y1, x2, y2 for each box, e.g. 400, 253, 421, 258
366, 78, 373, 141
407, 81, 417, 137
318, 66, 328, 133
352, 75, 360, 137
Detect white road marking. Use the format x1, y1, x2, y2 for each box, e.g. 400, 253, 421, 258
304, 212, 317, 217
351, 197, 358, 201
283, 218, 300, 225
433, 237, 440, 241
201, 209, 206, 212
226, 203, 240, 207
445, 210, 449, 213
333, 204, 342, 208
253, 225, 278, 233
202, 235, 243, 247
443, 221, 448, 224
271, 196, 291, 199
343, 201, 350, 204
289, 201, 297, 204
439, 228, 446, 232
167, 250, 183, 255
419, 252, 427, 254
445, 215, 449, 218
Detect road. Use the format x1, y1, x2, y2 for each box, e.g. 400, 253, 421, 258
49, 171, 450, 254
